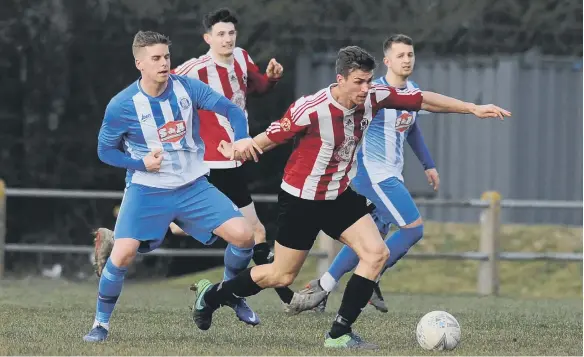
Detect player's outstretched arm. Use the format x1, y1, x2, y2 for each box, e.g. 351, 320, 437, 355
421, 91, 512, 120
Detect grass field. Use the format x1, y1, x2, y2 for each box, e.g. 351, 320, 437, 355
0, 222, 582, 355
0, 272, 582, 355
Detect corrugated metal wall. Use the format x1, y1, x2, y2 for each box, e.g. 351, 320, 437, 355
295, 53, 583, 225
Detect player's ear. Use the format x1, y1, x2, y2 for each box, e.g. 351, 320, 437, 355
203, 32, 212, 45
336, 73, 345, 85
383, 56, 390, 67
135, 58, 143, 72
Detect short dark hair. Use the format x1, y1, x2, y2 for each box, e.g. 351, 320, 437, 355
132, 31, 171, 57
383, 34, 414, 53
203, 8, 238, 33
335, 46, 376, 77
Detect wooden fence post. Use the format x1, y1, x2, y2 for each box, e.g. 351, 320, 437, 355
0, 180, 6, 279
477, 191, 501, 296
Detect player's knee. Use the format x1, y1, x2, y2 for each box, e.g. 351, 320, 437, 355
109, 239, 139, 267
228, 220, 255, 248
363, 245, 389, 273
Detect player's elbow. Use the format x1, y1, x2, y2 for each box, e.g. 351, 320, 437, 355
97, 144, 108, 164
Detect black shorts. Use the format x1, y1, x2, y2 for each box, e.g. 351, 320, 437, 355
276, 187, 371, 251
206, 165, 253, 208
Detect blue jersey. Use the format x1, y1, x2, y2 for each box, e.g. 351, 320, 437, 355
357, 77, 421, 183
98, 74, 245, 189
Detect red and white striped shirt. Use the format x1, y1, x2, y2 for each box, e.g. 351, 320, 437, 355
173, 47, 278, 168
266, 84, 422, 200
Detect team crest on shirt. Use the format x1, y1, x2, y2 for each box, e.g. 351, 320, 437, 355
231, 90, 246, 110
280, 117, 291, 131
395, 111, 414, 132
158, 120, 186, 143
179, 97, 191, 110
334, 135, 358, 162
360, 118, 370, 131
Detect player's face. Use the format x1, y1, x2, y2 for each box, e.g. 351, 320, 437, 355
204, 22, 237, 57
384, 42, 415, 77
135, 44, 171, 84
337, 69, 374, 106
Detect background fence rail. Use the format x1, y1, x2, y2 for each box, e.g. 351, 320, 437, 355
0, 183, 582, 295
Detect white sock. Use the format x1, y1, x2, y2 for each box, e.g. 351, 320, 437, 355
93, 319, 109, 331
319, 272, 338, 293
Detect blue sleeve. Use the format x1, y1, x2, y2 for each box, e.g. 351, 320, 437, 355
188, 78, 250, 141
97, 102, 147, 171
406, 120, 436, 170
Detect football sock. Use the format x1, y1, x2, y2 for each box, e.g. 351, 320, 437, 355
204, 267, 263, 309
329, 273, 375, 338
251, 242, 293, 304
94, 258, 128, 328
223, 244, 253, 281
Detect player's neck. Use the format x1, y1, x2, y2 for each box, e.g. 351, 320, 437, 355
210, 50, 234, 66
139, 77, 168, 97
330, 85, 356, 110
385, 73, 408, 89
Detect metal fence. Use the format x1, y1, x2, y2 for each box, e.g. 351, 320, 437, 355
0, 181, 582, 296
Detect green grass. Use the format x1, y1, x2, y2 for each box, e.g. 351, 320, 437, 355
0, 276, 582, 355
0, 222, 581, 355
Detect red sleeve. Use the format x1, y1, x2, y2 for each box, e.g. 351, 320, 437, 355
244, 50, 278, 95
265, 100, 310, 144
373, 85, 422, 112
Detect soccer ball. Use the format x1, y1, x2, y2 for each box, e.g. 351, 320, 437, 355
416, 311, 461, 351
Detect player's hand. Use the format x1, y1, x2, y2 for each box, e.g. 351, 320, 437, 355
470, 104, 512, 120
266, 58, 283, 79
217, 140, 237, 160
425, 168, 440, 191
232, 138, 263, 162
143, 148, 163, 172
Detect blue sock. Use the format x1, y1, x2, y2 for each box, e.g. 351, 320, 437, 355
328, 244, 360, 282
326, 209, 395, 282
381, 224, 424, 275
223, 244, 253, 281
95, 258, 128, 325
327, 225, 424, 283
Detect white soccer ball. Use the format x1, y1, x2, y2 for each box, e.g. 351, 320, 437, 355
416, 310, 461, 351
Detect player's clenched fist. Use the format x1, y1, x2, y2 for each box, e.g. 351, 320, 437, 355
143, 148, 163, 172
266, 58, 283, 79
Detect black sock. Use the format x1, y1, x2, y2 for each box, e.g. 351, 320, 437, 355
329, 273, 376, 338
252, 242, 272, 265
204, 267, 263, 309
252, 242, 291, 303
275, 286, 294, 304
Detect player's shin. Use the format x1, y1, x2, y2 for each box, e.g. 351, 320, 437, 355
94, 258, 128, 329
382, 224, 423, 273
329, 273, 376, 338
252, 242, 272, 265
223, 244, 254, 281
